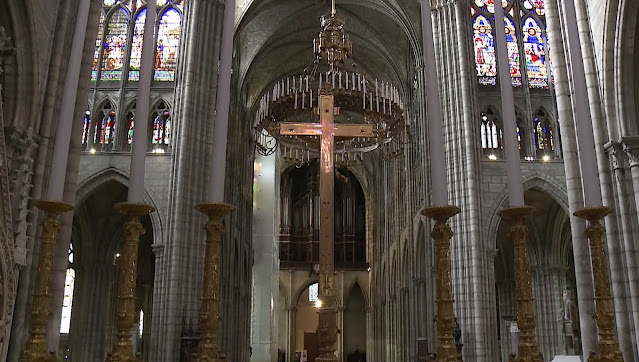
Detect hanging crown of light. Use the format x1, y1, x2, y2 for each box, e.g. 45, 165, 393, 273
253, 0, 410, 162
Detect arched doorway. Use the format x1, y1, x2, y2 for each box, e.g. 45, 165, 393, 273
494, 188, 575, 361
60, 180, 155, 361
295, 283, 320, 362
344, 283, 366, 361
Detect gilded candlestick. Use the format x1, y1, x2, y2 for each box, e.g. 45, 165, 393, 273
421, 205, 461, 362
194, 203, 234, 362
20, 201, 73, 362
498, 206, 544, 362
574, 207, 623, 362
106, 202, 154, 362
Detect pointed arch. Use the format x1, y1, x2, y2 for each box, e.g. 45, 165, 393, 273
480, 106, 504, 158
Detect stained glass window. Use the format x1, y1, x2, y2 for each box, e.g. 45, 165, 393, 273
533, 109, 553, 153
474, 0, 509, 13
60, 244, 74, 334
101, 8, 129, 81
151, 101, 171, 150
522, 17, 548, 88
473, 15, 497, 85
309, 283, 319, 302
504, 16, 522, 86
92, 13, 105, 81
155, 8, 182, 81
523, 0, 545, 15
82, 110, 92, 146
104, 0, 117, 6
98, 103, 117, 146
129, 8, 146, 81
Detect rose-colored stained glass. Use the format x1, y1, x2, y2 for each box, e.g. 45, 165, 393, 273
473, 15, 497, 85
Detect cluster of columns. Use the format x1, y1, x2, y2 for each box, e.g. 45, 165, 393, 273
17, 0, 237, 362
417, 0, 625, 361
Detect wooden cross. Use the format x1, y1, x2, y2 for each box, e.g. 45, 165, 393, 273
280, 88, 373, 281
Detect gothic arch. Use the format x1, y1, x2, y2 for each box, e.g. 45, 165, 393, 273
75, 167, 164, 246
486, 173, 569, 248
344, 279, 369, 308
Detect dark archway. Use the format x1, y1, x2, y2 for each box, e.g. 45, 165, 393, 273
494, 188, 574, 361
60, 180, 155, 361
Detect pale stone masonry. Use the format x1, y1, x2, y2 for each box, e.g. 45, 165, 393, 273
2, 0, 639, 362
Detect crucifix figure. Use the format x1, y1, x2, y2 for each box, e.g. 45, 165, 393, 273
280, 85, 373, 361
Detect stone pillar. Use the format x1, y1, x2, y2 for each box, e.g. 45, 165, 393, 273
156, 0, 224, 360
622, 137, 639, 351
288, 308, 297, 362
543, 0, 598, 357
251, 152, 279, 362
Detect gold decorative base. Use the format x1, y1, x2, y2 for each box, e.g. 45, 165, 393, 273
20, 201, 73, 362
574, 207, 623, 362
106, 202, 155, 362
421, 205, 461, 362
498, 207, 544, 362
193, 203, 234, 362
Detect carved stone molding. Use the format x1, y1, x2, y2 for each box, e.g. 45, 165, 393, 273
621, 136, 639, 168
604, 141, 627, 171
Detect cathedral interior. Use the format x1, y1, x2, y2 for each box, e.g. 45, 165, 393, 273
1, 0, 639, 361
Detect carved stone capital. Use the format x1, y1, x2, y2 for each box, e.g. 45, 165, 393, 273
621, 136, 639, 168
604, 141, 626, 171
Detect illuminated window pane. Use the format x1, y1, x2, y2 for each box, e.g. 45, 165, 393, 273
104, 0, 116, 6
523, 0, 545, 16
309, 283, 319, 302
92, 13, 105, 81
522, 17, 548, 88
98, 103, 116, 146
473, 15, 497, 85
154, 8, 182, 81
60, 268, 75, 334
139, 310, 144, 337
101, 8, 129, 81
129, 8, 146, 81
82, 110, 91, 145
504, 16, 522, 86
151, 102, 171, 149
474, 0, 509, 13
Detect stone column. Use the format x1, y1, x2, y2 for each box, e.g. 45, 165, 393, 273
622, 137, 639, 350
287, 307, 297, 362
156, 0, 224, 360
543, 0, 598, 356
251, 152, 279, 362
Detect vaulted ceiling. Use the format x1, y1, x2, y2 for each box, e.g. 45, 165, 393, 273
234, 0, 423, 113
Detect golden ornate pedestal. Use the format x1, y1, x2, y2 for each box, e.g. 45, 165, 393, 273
20, 201, 73, 362
106, 202, 155, 362
573, 207, 623, 362
421, 205, 461, 362
193, 203, 234, 362
498, 207, 544, 362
